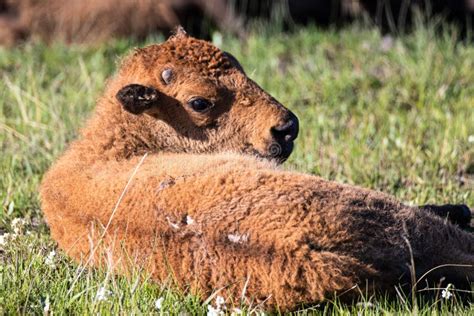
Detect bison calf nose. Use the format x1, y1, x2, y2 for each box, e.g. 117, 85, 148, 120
271, 111, 299, 143
268, 111, 299, 162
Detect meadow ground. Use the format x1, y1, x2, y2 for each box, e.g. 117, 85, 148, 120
0, 24, 473, 314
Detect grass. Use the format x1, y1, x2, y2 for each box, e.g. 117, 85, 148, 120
0, 23, 473, 314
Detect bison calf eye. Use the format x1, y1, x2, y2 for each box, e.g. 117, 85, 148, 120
188, 97, 214, 113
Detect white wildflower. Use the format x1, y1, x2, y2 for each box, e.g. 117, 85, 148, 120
185, 215, 194, 225
154, 297, 164, 310
0, 233, 12, 249
95, 287, 111, 302
215, 296, 225, 307
227, 233, 249, 244
11, 217, 24, 227
45, 250, 56, 268
468, 135, 474, 143
11, 218, 27, 234
206, 296, 226, 316
43, 296, 50, 313
231, 307, 243, 315
207, 304, 222, 316
0, 234, 7, 247
441, 287, 453, 300
356, 302, 374, 308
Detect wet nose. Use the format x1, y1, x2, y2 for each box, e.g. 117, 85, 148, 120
271, 111, 299, 143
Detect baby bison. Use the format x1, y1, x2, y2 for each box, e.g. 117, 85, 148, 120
40, 28, 473, 310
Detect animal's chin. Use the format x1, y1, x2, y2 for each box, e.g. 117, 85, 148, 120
245, 141, 294, 164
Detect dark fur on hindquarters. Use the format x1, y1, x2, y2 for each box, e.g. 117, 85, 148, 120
420, 204, 472, 229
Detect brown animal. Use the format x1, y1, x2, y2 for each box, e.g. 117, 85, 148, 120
0, 0, 243, 45
40, 29, 473, 310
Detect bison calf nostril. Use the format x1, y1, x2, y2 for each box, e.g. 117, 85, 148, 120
273, 120, 293, 132
271, 114, 299, 143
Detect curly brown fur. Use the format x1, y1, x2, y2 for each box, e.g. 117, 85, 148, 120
40, 30, 473, 310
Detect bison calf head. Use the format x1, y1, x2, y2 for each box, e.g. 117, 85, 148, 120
112, 28, 298, 162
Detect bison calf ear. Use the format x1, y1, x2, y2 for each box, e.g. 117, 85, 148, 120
116, 84, 160, 115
